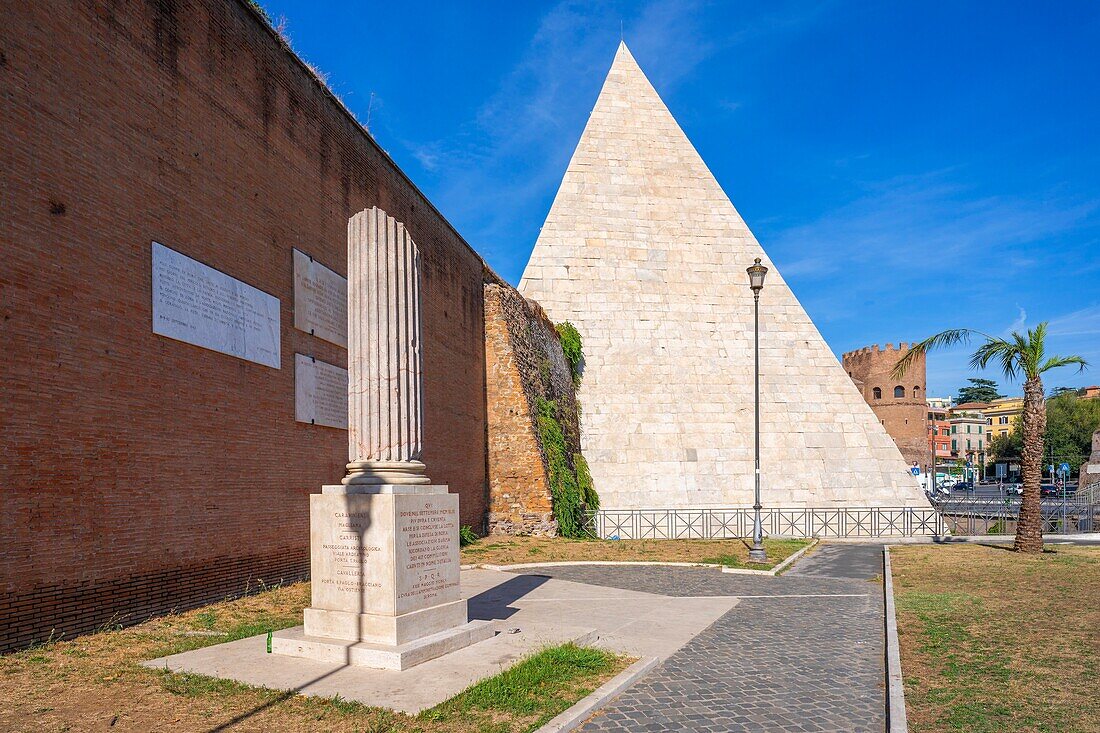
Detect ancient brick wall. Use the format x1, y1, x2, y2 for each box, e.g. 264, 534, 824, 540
842, 344, 929, 468
1, 0, 488, 651
483, 283, 580, 535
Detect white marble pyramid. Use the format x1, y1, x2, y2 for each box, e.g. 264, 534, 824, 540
519, 43, 926, 509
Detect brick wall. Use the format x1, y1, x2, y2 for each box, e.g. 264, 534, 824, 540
484, 284, 579, 535
1, 0, 488, 651
842, 344, 928, 468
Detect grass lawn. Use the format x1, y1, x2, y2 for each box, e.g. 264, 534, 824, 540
0, 581, 629, 733
891, 544, 1100, 733
461, 535, 811, 570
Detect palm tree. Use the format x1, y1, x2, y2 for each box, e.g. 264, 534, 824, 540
894, 323, 1087, 553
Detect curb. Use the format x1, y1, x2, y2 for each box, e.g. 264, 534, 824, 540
473, 560, 725, 571
883, 546, 908, 733
827, 532, 1100, 545
463, 540, 819, 576
721, 539, 818, 575
533, 656, 659, 733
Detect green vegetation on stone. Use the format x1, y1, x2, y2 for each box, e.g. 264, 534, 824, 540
537, 397, 585, 538
556, 322, 583, 385
459, 525, 479, 547
574, 453, 598, 512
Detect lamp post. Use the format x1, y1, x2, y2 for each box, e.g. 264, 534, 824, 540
746, 257, 768, 563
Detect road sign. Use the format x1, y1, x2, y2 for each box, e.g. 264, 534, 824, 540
911, 466, 920, 476
1060, 462, 1071, 475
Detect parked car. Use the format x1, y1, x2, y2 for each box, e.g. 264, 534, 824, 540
952, 481, 974, 492
1004, 483, 1022, 496
1040, 484, 1060, 497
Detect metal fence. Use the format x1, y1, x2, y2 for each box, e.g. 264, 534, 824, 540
1079, 481, 1100, 505
928, 495, 1100, 536
583, 499, 1100, 539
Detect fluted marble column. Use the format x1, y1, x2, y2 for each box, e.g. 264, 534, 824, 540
343, 207, 429, 485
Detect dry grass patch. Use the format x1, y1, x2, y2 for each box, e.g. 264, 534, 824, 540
0, 581, 628, 733
891, 544, 1100, 733
461, 535, 810, 570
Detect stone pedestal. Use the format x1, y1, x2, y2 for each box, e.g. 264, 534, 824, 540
273, 484, 492, 670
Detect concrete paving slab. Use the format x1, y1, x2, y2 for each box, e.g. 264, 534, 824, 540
143, 568, 739, 714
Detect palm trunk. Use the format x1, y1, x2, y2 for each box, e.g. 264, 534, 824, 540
1014, 376, 1047, 552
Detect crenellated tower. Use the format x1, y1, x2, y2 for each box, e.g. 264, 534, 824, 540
842, 343, 928, 468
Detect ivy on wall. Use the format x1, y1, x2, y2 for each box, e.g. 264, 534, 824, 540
536, 399, 601, 537
536, 397, 584, 537
556, 322, 584, 385
532, 322, 601, 538
574, 453, 598, 512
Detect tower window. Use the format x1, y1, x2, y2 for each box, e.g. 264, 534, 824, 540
873, 387, 882, 400
894, 385, 905, 398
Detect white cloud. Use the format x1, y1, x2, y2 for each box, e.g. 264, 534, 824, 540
1008, 306, 1028, 333
770, 171, 1097, 292
392, 0, 822, 281
1049, 304, 1100, 338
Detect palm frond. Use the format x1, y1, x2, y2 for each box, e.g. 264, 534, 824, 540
1039, 355, 1089, 375
892, 329, 983, 379
968, 339, 1018, 379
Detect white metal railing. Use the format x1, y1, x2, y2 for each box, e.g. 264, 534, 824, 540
583, 499, 1100, 540
1079, 480, 1100, 505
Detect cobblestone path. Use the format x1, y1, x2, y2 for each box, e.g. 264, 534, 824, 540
522, 543, 887, 732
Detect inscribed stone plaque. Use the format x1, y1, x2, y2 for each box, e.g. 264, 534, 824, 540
295, 353, 348, 429
293, 248, 348, 348
151, 242, 280, 368
309, 493, 391, 613
394, 496, 461, 615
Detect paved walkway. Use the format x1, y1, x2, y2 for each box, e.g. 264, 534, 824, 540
142, 568, 737, 714
520, 544, 887, 732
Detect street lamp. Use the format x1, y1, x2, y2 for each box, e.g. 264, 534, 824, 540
746, 257, 768, 563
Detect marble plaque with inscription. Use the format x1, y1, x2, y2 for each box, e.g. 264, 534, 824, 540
293, 248, 348, 348
151, 242, 280, 368
394, 500, 461, 615
294, 354, 348, 429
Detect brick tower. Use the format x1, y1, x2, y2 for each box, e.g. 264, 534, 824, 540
842, 343, 928, 469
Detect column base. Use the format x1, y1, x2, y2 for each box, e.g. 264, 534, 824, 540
271, 620, 494, 671
343, 460, 431, 485
303, 599, 469, 646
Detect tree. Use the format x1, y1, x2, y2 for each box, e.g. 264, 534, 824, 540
1044, 391, 1100, 472
984, 392, 1100, 474
895, 323, 1087, 553
988, 430, 1023, 461
955, 377, 1005, 405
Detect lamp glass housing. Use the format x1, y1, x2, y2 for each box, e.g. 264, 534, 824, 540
746, 257, 768, 292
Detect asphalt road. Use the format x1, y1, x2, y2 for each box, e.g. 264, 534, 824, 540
934, 483, 1078, 500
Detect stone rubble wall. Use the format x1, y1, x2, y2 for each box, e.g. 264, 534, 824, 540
484, 282, 581, 535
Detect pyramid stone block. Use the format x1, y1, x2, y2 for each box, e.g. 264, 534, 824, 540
519, 43, 927, 509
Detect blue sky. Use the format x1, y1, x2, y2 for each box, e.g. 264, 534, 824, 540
260, 1, 1100, 397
